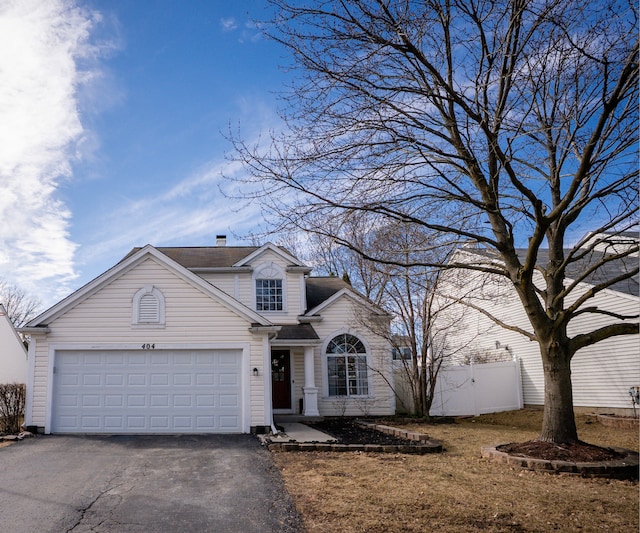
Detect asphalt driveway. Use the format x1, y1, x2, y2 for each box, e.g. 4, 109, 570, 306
0, 434, 303, 532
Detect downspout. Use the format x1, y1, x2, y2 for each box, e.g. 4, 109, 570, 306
269, 332, 279, 435
249, 324, 281, 435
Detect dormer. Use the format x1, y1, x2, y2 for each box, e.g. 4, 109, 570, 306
254, 261, 286, 313
233, 243, 312, 319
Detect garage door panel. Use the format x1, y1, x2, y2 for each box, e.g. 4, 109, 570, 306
173, 374, 191, 386
59, 374, 79, 386
82, 416, 100, 428
58, 415, 78, 429
58, 394, 78, 407
104, 416, 124, 429
105, 374, 124, 386
82, 395, 101, 407
196, 353, 214, 364
174, 353, 191, 365
52, 350, 243, 434
196, 394, 214, 407
219, 373, 238, 386
220, 416, 239, 430
151, 373, 169, 385
128, 416, 145, 429
105, 395, 123, 407
173, 395, 191, 407
151, 353, 169, 365
84, 354, 101, 365
127, 395, 146, 407
196, 373, 214, 385
220, 394, 238, 407
83, 374, 101, 386
128, 374, 146, 386
106, 353, 125, 365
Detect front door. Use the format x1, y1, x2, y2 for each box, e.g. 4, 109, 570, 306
271, 350, 291, 410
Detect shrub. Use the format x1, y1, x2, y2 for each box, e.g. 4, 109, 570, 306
0, 383, 26, 434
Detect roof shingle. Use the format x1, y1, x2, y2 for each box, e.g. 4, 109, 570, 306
124, 246, 262, 268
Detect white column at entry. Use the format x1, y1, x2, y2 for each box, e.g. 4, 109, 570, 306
302, 346, 320, 416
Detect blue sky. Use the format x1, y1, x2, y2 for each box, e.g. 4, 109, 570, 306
1, 0, 286, 308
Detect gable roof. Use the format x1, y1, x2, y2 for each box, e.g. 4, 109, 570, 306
304, 277, 390, 318
123, 246, 261, 268
0, 304, 27, 354
457, 246, 638, 297
25, 245, 272, 328
274, 324, 320, 341
122, 243, 311, 274
529, 248, 638, 296
305, 277, 352, 311
233, 242, 304, 267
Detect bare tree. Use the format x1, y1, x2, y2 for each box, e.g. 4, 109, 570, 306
0, 279, 41, 328
381, 257, 450, 418
308, 220, 468, 418
305, 216, 390, 304
228, 0, 638, 444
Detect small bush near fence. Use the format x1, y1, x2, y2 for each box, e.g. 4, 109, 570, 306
0, 383, 26, 434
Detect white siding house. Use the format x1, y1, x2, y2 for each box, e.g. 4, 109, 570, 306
20, 241, 395, 434
435, 235, 639, 414
0, 304, 28, 384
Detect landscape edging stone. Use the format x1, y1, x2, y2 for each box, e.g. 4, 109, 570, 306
481, 444, 639, 480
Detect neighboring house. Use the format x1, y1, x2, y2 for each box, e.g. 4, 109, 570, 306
19, 238, 395, 434
436, 232, 639, 413
0, 304, 28, 384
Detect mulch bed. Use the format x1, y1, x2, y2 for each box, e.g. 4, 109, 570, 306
497, 440, 625, 462
307, 419, 628, 463
307, 418, 416, 445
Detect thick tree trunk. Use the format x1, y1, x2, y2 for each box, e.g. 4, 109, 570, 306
538, 343, 578, 443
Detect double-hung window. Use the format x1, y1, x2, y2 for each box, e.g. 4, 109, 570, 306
326, 333, 369, 396
256, 278, 283, 311
392, 346, 412, 360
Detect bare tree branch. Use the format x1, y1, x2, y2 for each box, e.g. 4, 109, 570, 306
227, 0, 639, 443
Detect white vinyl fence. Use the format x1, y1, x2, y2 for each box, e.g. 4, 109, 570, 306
394, 359, 524, 416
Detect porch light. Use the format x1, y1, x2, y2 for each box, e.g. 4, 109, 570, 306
253, 367, 259, 377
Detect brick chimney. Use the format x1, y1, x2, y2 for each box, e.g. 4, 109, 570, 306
216, 235, 227, 246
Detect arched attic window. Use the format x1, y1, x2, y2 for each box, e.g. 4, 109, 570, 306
132, 285, 165, 327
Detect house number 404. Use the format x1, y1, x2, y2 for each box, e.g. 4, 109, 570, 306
141, 343, 155, 350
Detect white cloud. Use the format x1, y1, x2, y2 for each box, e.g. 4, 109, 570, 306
239, 20, 265, 44
0, 0, 105, 303
76, 157, 262, 265
220, 17, 237, 32
220, 16, 264, 43
72, 101, 284, 282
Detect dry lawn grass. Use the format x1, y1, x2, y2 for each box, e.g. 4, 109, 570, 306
272, 410, 639, 532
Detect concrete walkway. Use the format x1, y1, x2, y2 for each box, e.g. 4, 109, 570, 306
270, 422, 336, 443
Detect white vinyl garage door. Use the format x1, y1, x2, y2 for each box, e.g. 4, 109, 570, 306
51, 349, 243, 434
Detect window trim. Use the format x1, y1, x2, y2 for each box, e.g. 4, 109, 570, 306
392, 346, 412, 361
132, 285, 165, 328
253, 262, 286, 313
256, 278, 283, 312
323, 331, 371, 398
